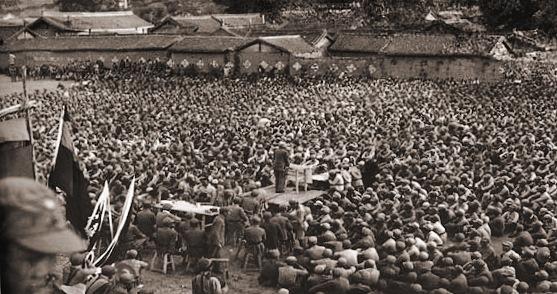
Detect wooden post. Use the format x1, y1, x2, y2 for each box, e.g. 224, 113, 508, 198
295, 170, 299, 194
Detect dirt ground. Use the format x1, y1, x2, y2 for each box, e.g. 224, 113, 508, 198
139, 247, 279, 294
56, 245, 279, 294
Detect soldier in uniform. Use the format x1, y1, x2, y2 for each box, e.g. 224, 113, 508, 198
192, 258, 225, 294
183, 218, 207, 269
155, 218, 178, 255
8, 53, 18, 82
0, 177, 87, 294
208, 208, 228, 258
226, 198, 248, 246
243, 216, 266, 268
136, 202, 156, 239
274, 141, 290, 193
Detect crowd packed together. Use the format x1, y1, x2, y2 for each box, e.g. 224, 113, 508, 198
2, 61, 557, 294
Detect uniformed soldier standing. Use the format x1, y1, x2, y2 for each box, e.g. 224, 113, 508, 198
274, 141, 290, 193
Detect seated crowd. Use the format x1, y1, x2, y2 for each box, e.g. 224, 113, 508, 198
1, 60, 557, 294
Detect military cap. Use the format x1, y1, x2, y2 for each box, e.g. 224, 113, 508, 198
285, 256, 297, 264
197, 258, 212, 271
0, 177, 87, 254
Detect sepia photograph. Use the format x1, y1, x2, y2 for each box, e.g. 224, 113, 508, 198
1, 0, 557, 293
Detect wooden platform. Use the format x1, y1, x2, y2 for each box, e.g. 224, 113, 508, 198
255, 186, 324, 206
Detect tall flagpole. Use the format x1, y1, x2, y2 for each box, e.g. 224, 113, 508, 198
47, 108, 65, 187
21, 65, 39, 181
51, 108, 65, 169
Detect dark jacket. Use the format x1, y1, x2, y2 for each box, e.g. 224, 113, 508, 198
136, 208, 156, 237
274, 148, 290, 171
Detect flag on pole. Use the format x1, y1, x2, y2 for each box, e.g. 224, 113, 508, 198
95, 177, 135, 265
85, 181, 110, 238
48, 108, 93, 236
0, 118, 34, 179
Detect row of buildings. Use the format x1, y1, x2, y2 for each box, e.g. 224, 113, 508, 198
0, 10, 551, 80
0, 11, 267, 43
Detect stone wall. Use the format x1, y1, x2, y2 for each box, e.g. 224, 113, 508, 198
290, 56, 504, 81
1, 48, 507, 81
235, 43, 290, 74
170, 52, 228, 73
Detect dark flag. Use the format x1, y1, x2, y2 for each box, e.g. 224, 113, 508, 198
48, 108, 93, 237
0, 118, 34, 179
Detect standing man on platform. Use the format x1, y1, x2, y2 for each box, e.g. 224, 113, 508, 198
274, 141, 290, 193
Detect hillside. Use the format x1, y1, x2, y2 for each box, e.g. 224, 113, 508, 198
0, 0, 58, 16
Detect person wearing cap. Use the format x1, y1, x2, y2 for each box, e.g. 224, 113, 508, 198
270, 209, 294, 254
208, 208, 228, 258
306, 264, 331, 289
194, 177, 217, 204
334, 240, 358, 267
111, 271, 137, 294
226, 198, 249, 247
340, 162, 353, 191
306, 236, 326, 260
85, 265, 116, 294
289, 200, 311, 246
117, 249, 149, 286
192, 258, 224, 294
329, 170, 345, 192
308, 267, 350, 294
278, 256, 308, 293
274, 141, 290, 193
155, 203, 181, 227
0, 178, 87, 294
155, 217, 178, 255
262, 211, 282, 254
183, 218, 207, 270
500, 241, 521, 265
63, 253, 99, 286
241, 190, 262, 216
136, 202, 156, 238
258, 249, 285, 287
243, 216, 266, 268
350, 162, 364, 193
120, 214, 148, 257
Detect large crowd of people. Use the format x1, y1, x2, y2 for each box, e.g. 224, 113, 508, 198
2, 60, 557, 294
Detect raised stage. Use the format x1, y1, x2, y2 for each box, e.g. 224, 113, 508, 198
254, 186, 325, 206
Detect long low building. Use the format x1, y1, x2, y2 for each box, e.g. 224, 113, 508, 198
323, 32, 508, 80
0, 32, 508, 81
27, 11, 154, 36
168, 36, 253, 72
0, 35, 182, 69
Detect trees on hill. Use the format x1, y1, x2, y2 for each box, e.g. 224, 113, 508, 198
228, 0, 287, 13
479, 0, 538, 27
363, 0, 431, 23
58, 0, 96, 11
535, 0, 557, 33
479, 0, 557, 32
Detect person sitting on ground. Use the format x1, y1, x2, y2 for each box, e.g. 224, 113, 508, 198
117, 249, 149, 285
63, 253, 99, 286
192, 258, 226, 294
258, 250, 285, 287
